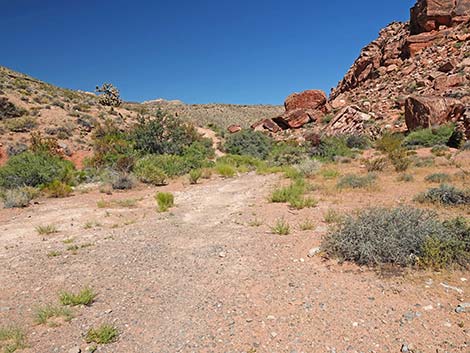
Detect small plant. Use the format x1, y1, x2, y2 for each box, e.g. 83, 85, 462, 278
36, 224, 58, 235
425, 173, 451, 183
337, 173, 376, 189
294, 159, 321, 177
43, 180, 72, 198
375, 132, 403, 153
4, 116, 37, 132
1, 188, 32, 208
59, 287, 96, 306
189, 169, 203, 184
97, 199, 110, 208
397, 173, 414, 182
430, 145, 449, 157
248, 218, 263, 227
85, 324, 119, 344
311, 136, 354, 161
215, 163, 236, 178
0, 326, 27, 353
364, 157, 387, 172
289, 196, 318, 210
34, 305, 73, 325
110, 173, 134, 190
271, 218, 290, 235
413, 156, 435, 168
47, 250, 62, 257
415, 184, 470, 206
155, 192, 174, 212
346, 134, 370, 149
324, 209, 343, 224
389, 149, 411, 172
299, 219, 316, 231
319, 168, 340, 179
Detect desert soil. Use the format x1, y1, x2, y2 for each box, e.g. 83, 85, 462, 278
0, 172, 469, 353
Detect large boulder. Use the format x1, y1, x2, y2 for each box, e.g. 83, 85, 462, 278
404, 96, 465, 130
410, 0, 470, 34
273, 108, 322, 129
284, 90, 328, 113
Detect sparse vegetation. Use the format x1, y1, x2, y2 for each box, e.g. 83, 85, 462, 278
155, 192, 174, 212
337, 173, 376, 189
1, 188, 33, 208
0, 326, 27, 353
425, 173, 451, 183
403, 125, 454, 147
299, 219, 316, 231
215, 163, 236, 178
189, 169, 203, 184
43, 180, 73, 198
324, 209, 343, 224
311, 136, 354, 161
34, 305, 73, 325
364, 157, 387, 172
134, 157, 168, 185
85, 324, 119, 344
35, 224, 58, 235
271, 218, 290, 235
397, 173, 414, 182
59, 287, 96, 306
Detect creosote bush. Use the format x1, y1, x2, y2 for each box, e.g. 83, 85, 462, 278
322, 207, 470, 268
224, 129, 272, 160
403, 124, 454, 147
0, 152, 74, 189
155, 192, 174, 212
1, 188, 33, 208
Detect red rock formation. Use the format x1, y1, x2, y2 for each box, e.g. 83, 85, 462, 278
284, 90, 328, 113
404, 96, 465, 129
227, 124, 242, 134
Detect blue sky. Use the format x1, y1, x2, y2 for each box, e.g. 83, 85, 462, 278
1, 0, 415, 104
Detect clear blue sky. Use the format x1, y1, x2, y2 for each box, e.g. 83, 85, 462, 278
1, 0, 415, 104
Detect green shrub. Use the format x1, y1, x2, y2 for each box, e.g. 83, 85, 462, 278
270, 178, 307, 203
397, 173, 414, 182
155, 192, 174, 212
375, 132, 403, 153
132, 112, 200, 155
215, 163, 236, 178
364, 157, 387, 172
0, 326, 27, 353
389, 149, 411, 172
216, 154, 264, 171
4, 116, 37, 132
271, 218, 290, 235
189, 169, 202, 184
346, 134, 370, 149
337, 173, 376, 189
415, 184, 470, 206
43, 180, 73, 198
1, 188, 33, 208
85, 324, 119, 344
224, 129, 272, 159
59, 287, 96, 306
134, 157, 168, 185
424, 173, 451, 183
430, 145, 449, 156
294, 159, 321, 177
322, 207, 469, 268
403, 124, 454, 147
182, 139, 215, 169
0, 152, 74, 189
268, 142, 308, 166
311, 136, 354, 161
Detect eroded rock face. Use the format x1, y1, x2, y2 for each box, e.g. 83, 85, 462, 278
404, 96, 465, 129
410, 0, 470, 34
325, 106, 380, 137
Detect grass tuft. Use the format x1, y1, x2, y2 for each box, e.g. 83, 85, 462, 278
155, 192, 174, 212
0, 326, 27, 353
59, 287, 96, 306
85, 324, 119, 344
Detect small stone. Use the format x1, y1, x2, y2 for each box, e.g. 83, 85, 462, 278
218, 251, 226, 258
401, 344, 409, 353
308, 247, 321, 258
246, 318, 253, 323
423, 305, 433, 311
270, 331, 278, 338
267, 315, 276, 321
455, 303, 470, 313
352, 322, 358, 327
68, 347, 81, 353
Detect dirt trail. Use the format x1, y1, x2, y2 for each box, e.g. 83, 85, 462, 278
0, 173, 468, 353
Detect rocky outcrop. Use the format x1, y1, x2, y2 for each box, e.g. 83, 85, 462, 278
324, 106, 381, 137
404, 96, 465, 129
410, 0, 470, 34
284, 90, 328, 113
